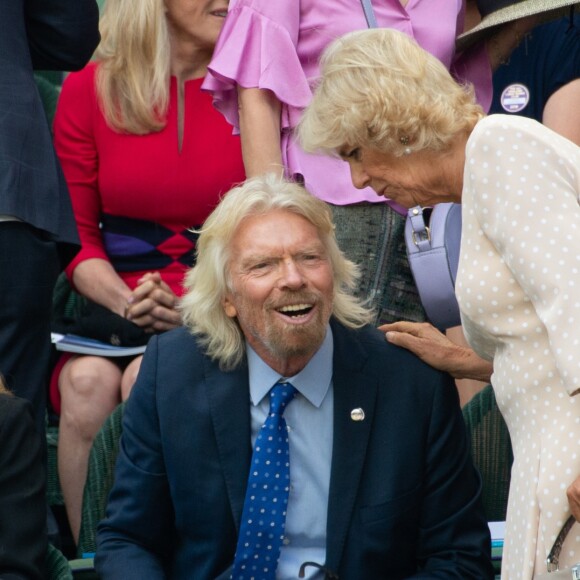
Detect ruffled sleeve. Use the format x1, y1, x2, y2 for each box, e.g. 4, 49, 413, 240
203, 0, 311, 132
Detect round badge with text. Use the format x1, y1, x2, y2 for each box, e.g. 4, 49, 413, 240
500, 83, 530, 113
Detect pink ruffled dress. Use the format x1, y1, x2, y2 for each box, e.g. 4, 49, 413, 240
204, 0, 492, 211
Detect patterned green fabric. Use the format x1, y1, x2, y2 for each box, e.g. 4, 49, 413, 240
77, 402, 125, 557
329, 203, 426, 325
462, 385, 513, 522
45, 543, 73, 580
34, 74, 61, 129
46, 422, 64, 506
52, 272, 88, 327
35, 70, 63, 87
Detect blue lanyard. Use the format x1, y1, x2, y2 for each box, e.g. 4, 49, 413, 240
360, 0, 377, 28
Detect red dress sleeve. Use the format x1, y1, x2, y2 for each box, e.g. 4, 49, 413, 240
53, 63, 110, 280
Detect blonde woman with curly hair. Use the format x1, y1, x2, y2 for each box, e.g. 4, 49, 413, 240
299, 27, 580, 579
202, 0, 543, 333
52, 0, 245, 543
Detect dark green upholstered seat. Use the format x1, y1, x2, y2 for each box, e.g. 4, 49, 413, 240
46, 543, 73, 580
462, 384, 513, 523
47, 420, 64, 507
34, 73, 61, 129
77, 402, 125, 558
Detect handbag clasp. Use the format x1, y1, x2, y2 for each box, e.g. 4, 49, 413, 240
412, 226, 430, 246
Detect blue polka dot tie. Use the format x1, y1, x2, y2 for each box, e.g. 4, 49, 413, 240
232, 382, 298, 580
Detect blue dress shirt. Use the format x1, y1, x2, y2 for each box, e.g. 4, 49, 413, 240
246, 326, 334, 579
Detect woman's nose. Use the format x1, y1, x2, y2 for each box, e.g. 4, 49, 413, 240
349, 162, 371, 190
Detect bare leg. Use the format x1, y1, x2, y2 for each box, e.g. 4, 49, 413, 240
58, 355, 122, 544
120, 355, 143, 401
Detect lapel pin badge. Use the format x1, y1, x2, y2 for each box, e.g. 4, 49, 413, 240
350, 408, 365, 422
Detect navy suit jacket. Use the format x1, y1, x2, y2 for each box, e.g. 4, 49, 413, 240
96, 321, 493, 579
0, 0, 99, 252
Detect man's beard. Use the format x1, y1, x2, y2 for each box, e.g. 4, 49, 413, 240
261, 317, 327, 360
253, 290, 330, 361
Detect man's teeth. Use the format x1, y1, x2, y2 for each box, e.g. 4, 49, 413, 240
278, 304, 311, 313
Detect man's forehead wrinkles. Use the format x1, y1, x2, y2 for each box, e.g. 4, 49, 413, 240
240, 241, 325, 259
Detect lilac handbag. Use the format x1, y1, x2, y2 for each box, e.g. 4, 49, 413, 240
360, 0, 462, 330
404, 203, 462, 330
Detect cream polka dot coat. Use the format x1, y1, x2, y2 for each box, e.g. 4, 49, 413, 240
457, 115, 580, 579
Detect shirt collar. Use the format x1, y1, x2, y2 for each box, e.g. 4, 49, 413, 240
246, 325, 333, 408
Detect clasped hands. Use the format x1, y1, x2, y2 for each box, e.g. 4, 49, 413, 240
124, 272, 181, 333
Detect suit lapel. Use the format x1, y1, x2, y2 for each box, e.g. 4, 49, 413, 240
325, 323, 379, 572
201, 322, 380, 565
204, 359, 252, 533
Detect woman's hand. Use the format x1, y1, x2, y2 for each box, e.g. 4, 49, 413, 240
125, 272, 181, 333
567, 475, 580, 522
378, 321, 493, 382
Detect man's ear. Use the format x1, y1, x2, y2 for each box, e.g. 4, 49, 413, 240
223, 295, 237, 318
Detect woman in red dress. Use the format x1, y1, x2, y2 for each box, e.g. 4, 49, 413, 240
52, 0, 244, 543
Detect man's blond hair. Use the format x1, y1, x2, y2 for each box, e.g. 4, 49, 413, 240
180, 174, 373, 370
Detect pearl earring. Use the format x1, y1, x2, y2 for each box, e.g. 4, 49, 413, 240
404, 147, 412, 155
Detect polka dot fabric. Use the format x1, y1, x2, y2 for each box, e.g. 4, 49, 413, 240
232, 382, 297, 580
457, 115, 580, 579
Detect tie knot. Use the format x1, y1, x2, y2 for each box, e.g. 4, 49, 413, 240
269, 382, 297, 416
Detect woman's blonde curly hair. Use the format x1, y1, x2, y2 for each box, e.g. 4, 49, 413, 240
298, 28, 484, 158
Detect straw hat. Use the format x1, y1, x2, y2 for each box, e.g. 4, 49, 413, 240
457, 0, 579, 51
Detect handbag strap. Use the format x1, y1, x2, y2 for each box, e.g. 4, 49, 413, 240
360, 0, 378, 28
407, 206, 432, 252
546, 515, 576, 572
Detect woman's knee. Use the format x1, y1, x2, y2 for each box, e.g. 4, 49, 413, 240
59, 357, 122, 428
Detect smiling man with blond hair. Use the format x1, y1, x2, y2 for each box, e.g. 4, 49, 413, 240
96, 175, 492, 579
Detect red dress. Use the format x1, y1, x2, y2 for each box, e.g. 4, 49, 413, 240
50, 62, 245, 412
